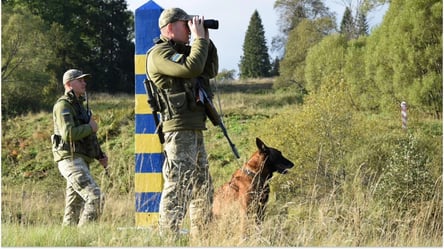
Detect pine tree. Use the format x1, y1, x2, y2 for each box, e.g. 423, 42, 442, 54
340, 7, 355, 40
270, 56, 280, 77
239, 10, 271, 79
356, 11, 369, 36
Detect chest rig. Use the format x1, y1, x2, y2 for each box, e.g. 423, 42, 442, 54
145, 39, 201, 122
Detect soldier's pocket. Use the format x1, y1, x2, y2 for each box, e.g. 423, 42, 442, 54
168, 92, 187, 115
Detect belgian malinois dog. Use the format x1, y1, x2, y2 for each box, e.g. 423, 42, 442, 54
212, 137, 294, 235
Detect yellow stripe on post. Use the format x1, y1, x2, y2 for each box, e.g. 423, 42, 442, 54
134, 173, 163, 192
135, 134, 163, 153
135, 94, 151, 114
135, 212, 160, 227
135, 54, 147, 75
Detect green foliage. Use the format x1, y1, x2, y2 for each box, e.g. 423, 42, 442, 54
270, 57, 280, 77
2, 0, 135, 113
365, 0, 442, 117
355, 11, 369, 36
272, 0, 336, 54
264, 79, 359, 200
340, 7, 355, 40
215, 69, 236, 81
276, 17, 336, 89
239, 10, 271, 79
305, 34, 347, 92
375, 133, 437, 211
300, 0, 441, 117
1, 6, 61, 117
1, 80, 442, 246
343, 36, 380, 111
340, 5, 369, 40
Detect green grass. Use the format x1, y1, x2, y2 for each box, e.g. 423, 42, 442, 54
2, 78, 442, 246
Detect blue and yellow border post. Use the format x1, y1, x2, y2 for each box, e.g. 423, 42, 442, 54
134, 0, 164, 227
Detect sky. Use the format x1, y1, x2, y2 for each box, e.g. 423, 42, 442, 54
127, 0, 388, 74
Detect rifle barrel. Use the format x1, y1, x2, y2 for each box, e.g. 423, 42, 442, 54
219, 123, 240, 159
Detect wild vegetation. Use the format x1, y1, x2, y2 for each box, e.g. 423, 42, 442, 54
2, 79, 442, 246
2, 0, 442, 246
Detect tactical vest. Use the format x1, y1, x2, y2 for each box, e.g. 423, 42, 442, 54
146, 40, 203, 122
52, 93, 101, 160
145, 39, 216, 132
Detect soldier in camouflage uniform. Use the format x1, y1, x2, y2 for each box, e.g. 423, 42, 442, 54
146, 8, 218, 239
52, 69, 108, 226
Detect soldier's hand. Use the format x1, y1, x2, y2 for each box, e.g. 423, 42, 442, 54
99, 154, 108, 168
189, 16, 206, 39
89, 116, 99, 133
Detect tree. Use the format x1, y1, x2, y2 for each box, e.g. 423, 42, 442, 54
365, 0, 442, 118
6, 0, 135, 93
1, 5, 61, 117
239, 10, 271, 79
340, 4, 369, 41
272, 0, 335, 54
275, 17, 336, 89
305, 34, 347, 92
355, 11, 369, 36
340, 7, 355, 40
343, 37, 378, 111
270, 57, 280, 77
215, 69, 236, 81
272, 0, 336, 89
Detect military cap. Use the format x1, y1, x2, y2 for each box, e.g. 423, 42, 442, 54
159, 8, 194, 29
63, 69, 91, 84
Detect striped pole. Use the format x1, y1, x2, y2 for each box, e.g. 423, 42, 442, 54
134, 0, 164, 227
401, 101, 407, 130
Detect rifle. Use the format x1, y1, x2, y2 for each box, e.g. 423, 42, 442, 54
143, 78, 165, 144
196, 80, 240, 159
84, 92, 110, 177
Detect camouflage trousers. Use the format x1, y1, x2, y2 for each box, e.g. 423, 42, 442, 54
57, 157, 103, 226
159, 130, 214, 239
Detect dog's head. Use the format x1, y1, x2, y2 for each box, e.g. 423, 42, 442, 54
256, 137, 294, 174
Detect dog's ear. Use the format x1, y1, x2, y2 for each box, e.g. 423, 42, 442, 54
256, 137, 268, 153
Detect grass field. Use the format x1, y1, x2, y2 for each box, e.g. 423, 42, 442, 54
1, 78, 442, 246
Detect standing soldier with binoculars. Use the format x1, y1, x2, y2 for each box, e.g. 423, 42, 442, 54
145, 7, 219, 241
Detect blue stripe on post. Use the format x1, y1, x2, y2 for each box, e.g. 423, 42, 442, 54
135, 114, 158, 134
135, 153, 164, 173
135, 75, 148, 94
135, 192, 162, 212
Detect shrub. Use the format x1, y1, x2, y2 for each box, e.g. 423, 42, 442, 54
374, 133, 436, 211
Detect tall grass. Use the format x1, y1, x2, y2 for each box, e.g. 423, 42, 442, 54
2, 79, 442, 246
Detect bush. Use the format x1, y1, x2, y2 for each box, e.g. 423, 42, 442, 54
375, 133, 436, 210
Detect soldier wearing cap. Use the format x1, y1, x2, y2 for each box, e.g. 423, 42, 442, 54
146, 7, 218, 239
52, 69, 108, 226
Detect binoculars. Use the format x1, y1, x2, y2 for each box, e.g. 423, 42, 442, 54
204, 19, 219, 29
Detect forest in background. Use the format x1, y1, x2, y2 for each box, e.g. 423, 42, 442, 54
2, 0, 442, 119
1, 0, 442, 246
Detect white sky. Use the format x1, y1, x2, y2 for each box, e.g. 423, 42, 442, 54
127, 0, 388, 74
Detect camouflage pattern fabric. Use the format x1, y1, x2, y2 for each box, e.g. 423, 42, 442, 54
58, 157, 103, 226
158, 130, 214, 239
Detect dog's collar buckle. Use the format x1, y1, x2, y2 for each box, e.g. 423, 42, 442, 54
242, 167, 257, 178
